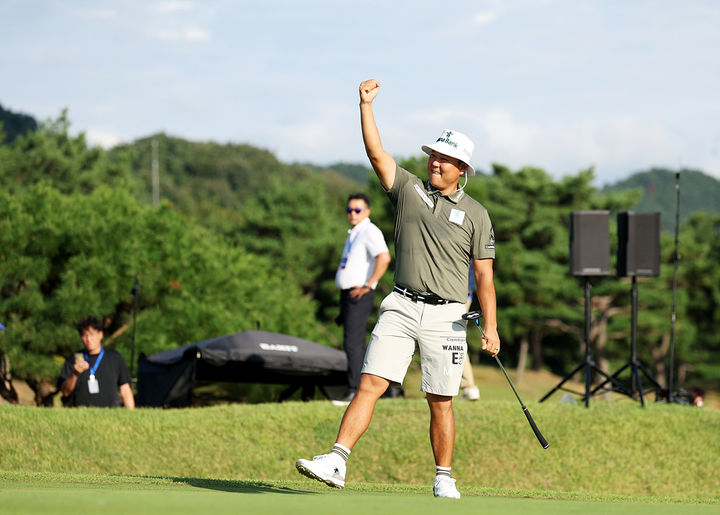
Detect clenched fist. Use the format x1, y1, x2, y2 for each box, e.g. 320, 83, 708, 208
359, 79, 381, 104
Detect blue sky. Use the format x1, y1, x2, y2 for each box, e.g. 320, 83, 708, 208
2, 0, 719, 184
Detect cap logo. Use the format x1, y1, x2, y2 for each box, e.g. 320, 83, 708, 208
436, 131, 459, 148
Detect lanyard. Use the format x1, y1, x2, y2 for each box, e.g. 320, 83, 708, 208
340, 225, 362, 269
84, 347, 105, 377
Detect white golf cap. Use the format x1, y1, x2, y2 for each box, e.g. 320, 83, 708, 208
421, 129, 476, 178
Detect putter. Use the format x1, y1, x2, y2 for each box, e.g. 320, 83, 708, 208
462, 311, 550, 449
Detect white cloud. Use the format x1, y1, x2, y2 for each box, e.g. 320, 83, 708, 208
472, 11, 500, 26
154, 1, 195, 14
408, 106, 694, 180
76, 8, 118, 20
183, 27, 210, 41
470, 0, 508, 27
480, 110, 543, 159
268, 102, 359, 164
469, 111, 691, 181
85, 128, 124, 149
152, 27, 210, 41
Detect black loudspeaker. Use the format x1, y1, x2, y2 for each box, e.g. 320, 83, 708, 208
617, 212, 661, 277
569, 211, 610, 276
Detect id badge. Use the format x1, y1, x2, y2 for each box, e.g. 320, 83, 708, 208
88, 374, 100, 394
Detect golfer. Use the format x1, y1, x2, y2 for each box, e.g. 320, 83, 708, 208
296, 79, 500, 499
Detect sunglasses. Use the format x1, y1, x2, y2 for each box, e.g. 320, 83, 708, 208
346, 207, 364, 214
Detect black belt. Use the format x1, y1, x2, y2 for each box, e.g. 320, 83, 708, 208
393, 286, 455, 305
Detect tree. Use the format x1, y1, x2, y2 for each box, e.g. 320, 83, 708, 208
458, 165, 641, 378
674, 213, 720, 383
0, 103, 38, 144
0, 184, 324, 389
232, 173, 350, 342
0, 110, 135, 194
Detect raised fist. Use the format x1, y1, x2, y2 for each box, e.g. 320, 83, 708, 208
359, 79, 381, 104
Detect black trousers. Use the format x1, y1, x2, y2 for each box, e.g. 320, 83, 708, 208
339, 289, 376, 392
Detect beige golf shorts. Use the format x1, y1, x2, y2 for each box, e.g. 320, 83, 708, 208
362, 292, 468, 396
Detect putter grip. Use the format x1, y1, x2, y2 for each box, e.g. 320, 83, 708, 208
523, 407, 549, 449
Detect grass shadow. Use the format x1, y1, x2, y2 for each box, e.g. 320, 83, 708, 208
161, 476, 318, 495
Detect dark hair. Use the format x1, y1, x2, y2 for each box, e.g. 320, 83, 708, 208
76, 316, 104, 335
688, 386, 705, 398
347, 192, 370, 207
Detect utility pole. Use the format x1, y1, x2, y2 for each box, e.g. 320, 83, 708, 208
151, 137, 159, 207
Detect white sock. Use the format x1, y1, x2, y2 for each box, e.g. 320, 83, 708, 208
331, 443, 351, 462
436, 465, 451, 477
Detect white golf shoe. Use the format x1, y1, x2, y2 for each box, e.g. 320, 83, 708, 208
461, 386, 480, 401
433, 475, 461, 499
295, 453, 346, 488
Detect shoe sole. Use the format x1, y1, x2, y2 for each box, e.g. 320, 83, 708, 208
295, 460, 345, 489
434, 493, 461, 499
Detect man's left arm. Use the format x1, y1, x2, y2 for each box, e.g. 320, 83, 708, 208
119, 383, 135, 410
116, 353, 135, 410
351, 251, 391, 298
473, 258, 500, 356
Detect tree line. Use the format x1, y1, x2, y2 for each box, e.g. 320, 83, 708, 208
1, 110, 718, 400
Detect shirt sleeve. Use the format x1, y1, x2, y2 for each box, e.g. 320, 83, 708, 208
471, 208, 496, 260
386, 164, 413, 204
57, 355, 75, 388
115, 352, 133, 386
365, 224, 389, 257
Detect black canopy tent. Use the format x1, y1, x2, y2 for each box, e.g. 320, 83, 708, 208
136, 330, 347, 407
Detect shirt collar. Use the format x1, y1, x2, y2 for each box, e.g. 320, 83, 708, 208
423, 180, 464, 204
348, 217, 371, 234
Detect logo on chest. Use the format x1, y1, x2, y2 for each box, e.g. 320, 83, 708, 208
449, 208, 465, 225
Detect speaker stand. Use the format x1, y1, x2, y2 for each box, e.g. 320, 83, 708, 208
590, 276, 664, 406
540, 279, 632, 407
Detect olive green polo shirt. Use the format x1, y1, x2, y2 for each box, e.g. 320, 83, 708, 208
387, 165, 495, 303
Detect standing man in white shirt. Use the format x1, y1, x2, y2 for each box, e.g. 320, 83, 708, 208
334, 193, 391, 406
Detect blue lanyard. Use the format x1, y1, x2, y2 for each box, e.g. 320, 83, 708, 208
84, 347, 105, 376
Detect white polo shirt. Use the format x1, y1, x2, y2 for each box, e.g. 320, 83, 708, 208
335, 218, 389, 290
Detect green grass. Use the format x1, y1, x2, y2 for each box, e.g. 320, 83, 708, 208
2, 363, 719, 512
1, 471, 718, 515
2, 396, 719, 501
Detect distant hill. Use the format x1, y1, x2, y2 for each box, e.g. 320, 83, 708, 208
0, 103, 38, 144
601, 168, 720, 232
325, 162, 373, 184
6, 98, 717, 234
107, 133, 362, 210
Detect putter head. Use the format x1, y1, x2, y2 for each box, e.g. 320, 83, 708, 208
462, 310, 483, 321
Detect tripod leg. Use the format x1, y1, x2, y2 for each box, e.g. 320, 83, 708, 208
638, 361, 663, 390
278, 384, 301, 402
317, 385, 331, 400
590, 362, 628, 396
584, 360, 591, 407
636, 366, 645, 407
539, 361, 585, 403
301, 384, 315, 401
638, 362, 665, 401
